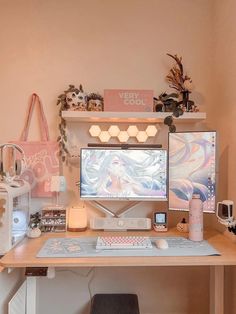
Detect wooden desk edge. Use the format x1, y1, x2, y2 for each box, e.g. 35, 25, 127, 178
1, 229, 236, 268
2, 259, 236, 269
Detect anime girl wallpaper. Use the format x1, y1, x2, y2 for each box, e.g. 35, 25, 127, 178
168, 131, 216, 212
80, 149, 167, 200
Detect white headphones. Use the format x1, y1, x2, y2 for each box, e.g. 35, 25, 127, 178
0, 143, 26, 181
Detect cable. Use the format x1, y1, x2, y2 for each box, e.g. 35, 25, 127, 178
87, 268, 95, 305
58, 267, 94, 278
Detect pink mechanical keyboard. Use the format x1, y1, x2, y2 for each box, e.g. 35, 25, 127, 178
96, 236, 153, 250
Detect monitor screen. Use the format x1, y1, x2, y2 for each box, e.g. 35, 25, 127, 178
80, 148, 167, 201
168, 131, 216, 213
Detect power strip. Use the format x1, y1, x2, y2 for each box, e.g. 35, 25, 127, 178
90, 217, 152, 231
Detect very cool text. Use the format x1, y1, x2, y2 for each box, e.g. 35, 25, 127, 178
119, 92, 145, 106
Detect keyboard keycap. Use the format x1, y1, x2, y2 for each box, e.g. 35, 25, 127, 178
96, 236, 153, 250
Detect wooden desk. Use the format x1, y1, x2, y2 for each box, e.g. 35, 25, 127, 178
1, 229, 236, 314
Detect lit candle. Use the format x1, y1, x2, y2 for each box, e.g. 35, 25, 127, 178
67, 206, 87, 232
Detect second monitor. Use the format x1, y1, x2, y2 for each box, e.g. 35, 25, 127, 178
168, 131, 217, 213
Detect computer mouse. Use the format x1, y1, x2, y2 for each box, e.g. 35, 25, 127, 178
155, 239, 169, 250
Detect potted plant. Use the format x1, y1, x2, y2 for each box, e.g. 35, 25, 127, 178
57, 84, 86, 162
163, 53, 197, 132
27, 212, 42, 238
166, 53, 195, 112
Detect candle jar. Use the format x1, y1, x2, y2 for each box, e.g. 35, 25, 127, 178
67, 206, 87, 232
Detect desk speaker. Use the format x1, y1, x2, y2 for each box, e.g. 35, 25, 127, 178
90, 217, 151, 231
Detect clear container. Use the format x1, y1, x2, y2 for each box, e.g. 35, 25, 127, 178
189, 194, 203, 241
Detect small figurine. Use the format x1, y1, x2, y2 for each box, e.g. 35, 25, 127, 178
176, 218, 189, 233
87, 93, 104, 111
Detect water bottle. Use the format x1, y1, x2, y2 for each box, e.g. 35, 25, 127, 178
189, 194, 203, 241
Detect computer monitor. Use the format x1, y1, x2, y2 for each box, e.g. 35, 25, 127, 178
168, 131, 216, 213
80, 148, 167, 201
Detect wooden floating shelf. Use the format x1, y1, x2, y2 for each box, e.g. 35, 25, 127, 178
62, 111, 206, 123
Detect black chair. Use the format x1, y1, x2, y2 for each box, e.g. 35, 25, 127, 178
90, 293, 140, 314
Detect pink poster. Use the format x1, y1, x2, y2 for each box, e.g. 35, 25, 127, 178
104, 89, 153, 112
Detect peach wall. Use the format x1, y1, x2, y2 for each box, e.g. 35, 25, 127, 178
211, 0, 236, 202
211, 1, 236, 313
0, 1, 221, 314
0, 0, 213, 142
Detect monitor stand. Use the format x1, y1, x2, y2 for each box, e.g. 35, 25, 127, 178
88, 201, 151, 230
88, 200, 141, 217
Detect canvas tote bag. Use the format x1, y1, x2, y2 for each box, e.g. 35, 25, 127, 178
14, 93, 59, 197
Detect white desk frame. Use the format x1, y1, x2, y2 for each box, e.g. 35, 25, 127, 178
17, 265, 224, 314
2, 229, 234, 314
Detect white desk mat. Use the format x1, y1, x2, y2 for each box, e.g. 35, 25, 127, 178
36, 237, 220, 258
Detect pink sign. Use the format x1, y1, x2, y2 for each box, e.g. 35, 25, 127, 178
104, 89, 154, 112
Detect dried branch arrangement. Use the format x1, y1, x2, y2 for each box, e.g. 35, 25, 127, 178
166, 53, 193, 92
163, 53, 198, 132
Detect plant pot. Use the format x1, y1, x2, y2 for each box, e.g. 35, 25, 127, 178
182, 91, 190, 111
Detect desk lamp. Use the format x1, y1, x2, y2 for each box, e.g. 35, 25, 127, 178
67, 204, 87, 232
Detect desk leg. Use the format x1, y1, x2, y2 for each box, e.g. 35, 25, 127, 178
26, 277, 37, 314
210, 265, 224, 314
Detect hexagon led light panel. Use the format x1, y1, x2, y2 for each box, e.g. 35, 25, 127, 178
88, 124, 159, 143
145, 125, 159, 137
98, 131, 111, 143
136, 131, 148, 143
117, 131, 129, 143
89, 125, 101, 137
108, 125, 120, 137
127, 125, 139, 137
